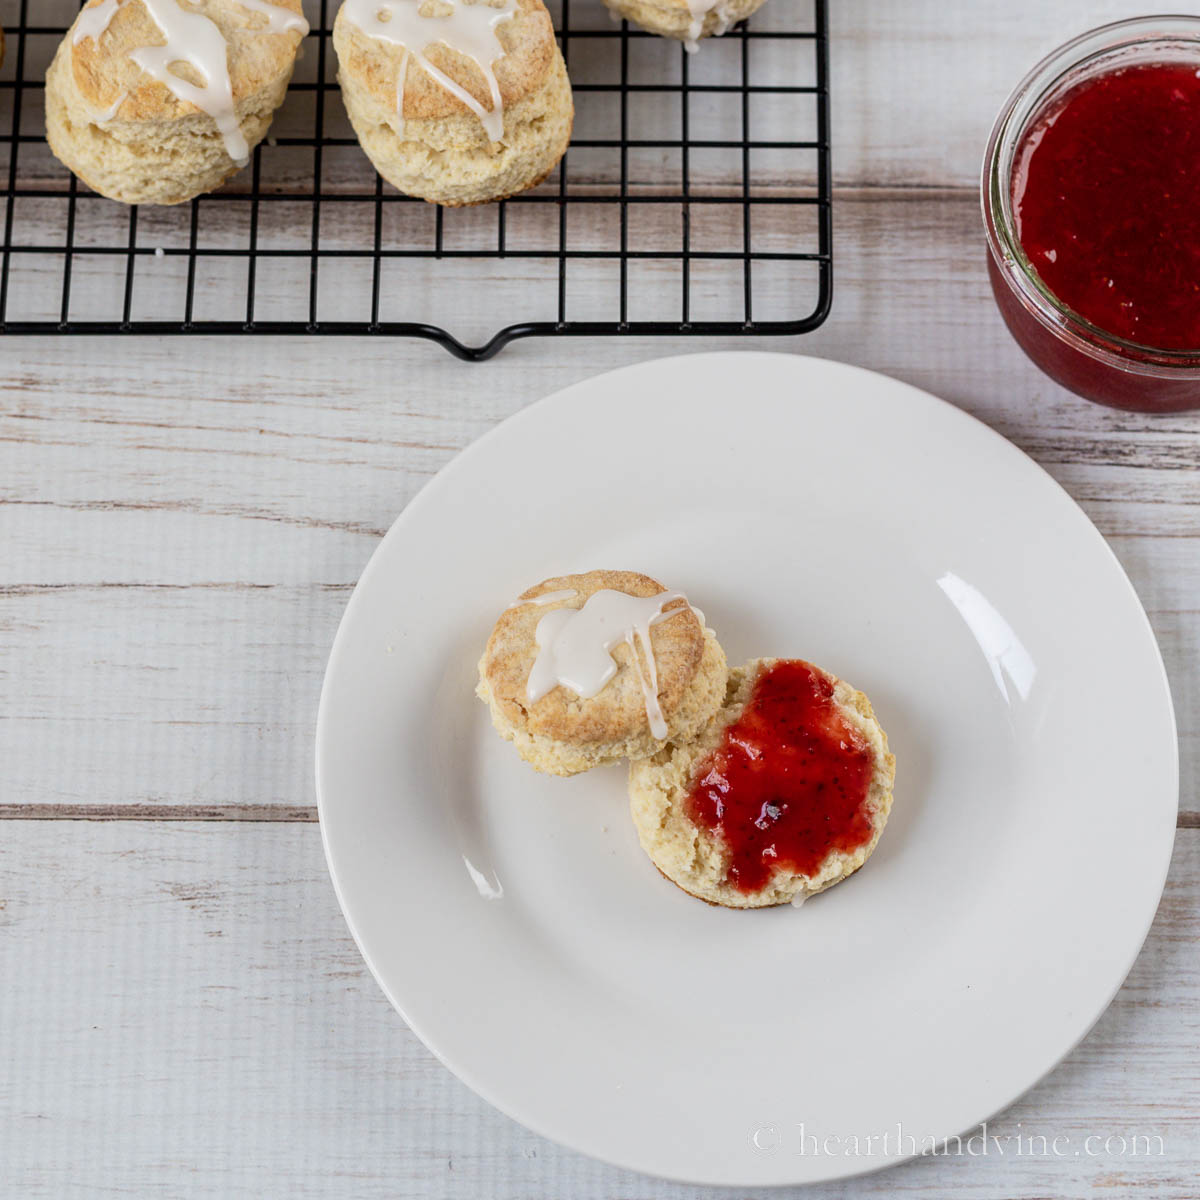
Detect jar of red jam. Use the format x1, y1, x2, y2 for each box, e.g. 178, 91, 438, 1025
983, 17, 1200, 412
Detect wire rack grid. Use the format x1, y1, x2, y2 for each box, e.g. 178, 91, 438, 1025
0, 0, 831, 360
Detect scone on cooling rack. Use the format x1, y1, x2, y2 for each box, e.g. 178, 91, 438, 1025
477, 570, 727, 777
629, 657, 895, 908
602, 0, 769, 49
45, 0, 308, 205
333, 0, 573, 206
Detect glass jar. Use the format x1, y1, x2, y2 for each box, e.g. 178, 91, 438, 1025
983, 16, 1200, 413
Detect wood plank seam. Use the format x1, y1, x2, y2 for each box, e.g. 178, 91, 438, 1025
0, 803, 320, 822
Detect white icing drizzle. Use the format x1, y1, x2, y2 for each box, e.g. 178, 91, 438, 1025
128, 2, 249, 163
74, 0, 122, 43
74, 0, 128, 118
93, 89, 130, 121
505, 588, 577, 611
71, 0, 306, 164
234, 0, 309, 34
341, 0, 520, 144
790, 891, 809, 909
684, 0, 735, 52
526, 589, 691, 740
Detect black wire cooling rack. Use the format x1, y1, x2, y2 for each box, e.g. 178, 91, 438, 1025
0, 0, 831, 360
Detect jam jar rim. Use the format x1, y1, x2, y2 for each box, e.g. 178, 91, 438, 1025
982, 14, 1200, 372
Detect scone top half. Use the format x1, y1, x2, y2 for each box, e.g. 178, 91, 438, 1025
64, 0, 307, 134
334, 0, 560, 145
629, 657, 896, 908
477, 570, 728, 777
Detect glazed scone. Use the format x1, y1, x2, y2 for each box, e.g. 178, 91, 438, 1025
602, 0, 768, 48
477, 570, 727, 777
334, 0, 573, 206
629, 658, 895, 908
46, 0, 308, 205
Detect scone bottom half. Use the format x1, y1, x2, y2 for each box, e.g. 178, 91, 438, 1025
628, 657, 896, 909
476, 570, 728, 777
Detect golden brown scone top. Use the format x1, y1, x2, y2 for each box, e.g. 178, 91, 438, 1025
334, 0, 557, 123
67, 0, 306, 120
482, 569, 707, 747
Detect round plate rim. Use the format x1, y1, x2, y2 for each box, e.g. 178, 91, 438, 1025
315, 352, 1178, 1186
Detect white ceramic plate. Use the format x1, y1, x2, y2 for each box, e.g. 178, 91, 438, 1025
316, 354, 1177, 1186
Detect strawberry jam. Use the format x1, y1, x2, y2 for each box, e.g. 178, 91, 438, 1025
1013, 63, 1200, 351
684, 661, 876, 894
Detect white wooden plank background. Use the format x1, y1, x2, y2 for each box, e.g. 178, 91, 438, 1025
3, 822, 1198, 1199
1, 0, 1198, 1196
